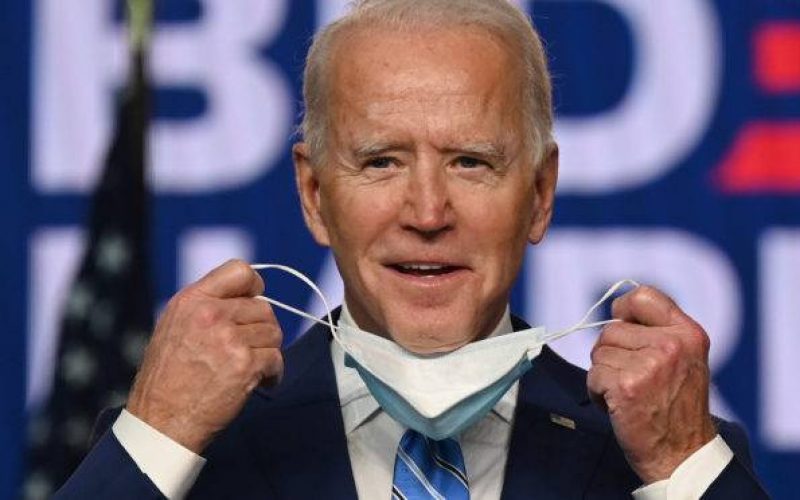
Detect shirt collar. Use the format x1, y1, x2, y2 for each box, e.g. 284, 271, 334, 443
331, 303, 518, 435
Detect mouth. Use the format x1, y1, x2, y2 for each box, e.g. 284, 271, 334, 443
387, 262, 467, 277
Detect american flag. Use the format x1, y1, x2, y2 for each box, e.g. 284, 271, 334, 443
24, 1, 153, 497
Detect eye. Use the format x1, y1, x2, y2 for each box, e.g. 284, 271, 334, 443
364, 156, 394, 169
455, 156, 488, 169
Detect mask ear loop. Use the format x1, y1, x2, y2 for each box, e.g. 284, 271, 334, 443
251, 264, 639, 352
537, 279, 640, 345
250, 264, 341, 343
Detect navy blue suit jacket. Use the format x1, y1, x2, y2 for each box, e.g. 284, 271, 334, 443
57, 314, 768, 499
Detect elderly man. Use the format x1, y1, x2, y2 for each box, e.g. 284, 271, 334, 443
58, 0, 767, 498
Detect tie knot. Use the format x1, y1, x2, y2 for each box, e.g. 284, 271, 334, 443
393, 429, 469, 500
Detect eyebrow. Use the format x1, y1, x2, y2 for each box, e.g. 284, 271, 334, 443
352, 141, 413, 159
443, 142, 509, 162
352, 140, 509, 162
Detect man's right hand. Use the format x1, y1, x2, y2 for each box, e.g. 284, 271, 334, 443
126, 259, 284, 453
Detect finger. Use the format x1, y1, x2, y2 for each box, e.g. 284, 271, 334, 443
194, 259, 265, 299
590, 344, 641, 370
586, 364, 619, 411
595, 321, 653, 351
252, 348, 284, 387
611, 285, 685, 327
236, 323, 282, 348
229, 297, 275, 325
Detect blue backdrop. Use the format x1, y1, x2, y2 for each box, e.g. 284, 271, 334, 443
3, 0, 800, 498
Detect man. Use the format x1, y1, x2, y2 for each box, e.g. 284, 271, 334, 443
57, 0, 767, 498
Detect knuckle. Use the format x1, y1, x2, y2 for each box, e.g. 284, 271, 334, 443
168, 289, 193, 311
618, 375, 640, 400
642, 353, 660, 373
659, 337, 682, 360
228, 346, 253, 375
700, 333, 711, 354
217, 323, 238, 343
194, 302, 222, 329
687, 326, 710, 353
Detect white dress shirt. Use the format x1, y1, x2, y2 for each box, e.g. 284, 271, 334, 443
333, 305, 518, 500
113, 303, 734, 499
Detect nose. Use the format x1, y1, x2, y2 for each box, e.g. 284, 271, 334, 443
400, 163, 454, 237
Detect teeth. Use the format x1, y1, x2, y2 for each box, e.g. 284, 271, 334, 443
401, 264, 445, 271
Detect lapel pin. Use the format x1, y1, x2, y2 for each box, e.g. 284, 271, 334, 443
550, 413, 576, 430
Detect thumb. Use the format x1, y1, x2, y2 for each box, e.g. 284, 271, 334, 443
193, 259, 265, 299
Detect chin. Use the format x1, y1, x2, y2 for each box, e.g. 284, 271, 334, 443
383, 307, 477, 354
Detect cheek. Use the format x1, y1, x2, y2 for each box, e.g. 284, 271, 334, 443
463, 190, 532, 244
321, 184, 398, 253
457, 189, 533, 278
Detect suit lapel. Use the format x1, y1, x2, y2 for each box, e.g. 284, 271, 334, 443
248, 313, 358, 499
501, 319, 613, 500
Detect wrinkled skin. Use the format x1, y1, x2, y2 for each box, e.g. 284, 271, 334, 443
587, 285, 717, 482
127, 260, 283, 452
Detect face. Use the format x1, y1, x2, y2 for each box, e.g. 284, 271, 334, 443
295, 25, 558, 353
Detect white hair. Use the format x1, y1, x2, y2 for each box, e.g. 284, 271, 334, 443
300, 0, 554, 167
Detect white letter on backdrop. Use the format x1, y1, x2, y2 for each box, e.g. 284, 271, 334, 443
33, 0, 292, 193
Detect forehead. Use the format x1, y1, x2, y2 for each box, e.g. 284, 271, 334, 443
332, 23, 515, 89
327, 24, 524, 146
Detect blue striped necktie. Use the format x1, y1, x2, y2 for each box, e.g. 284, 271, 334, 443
392, 429, 470, 500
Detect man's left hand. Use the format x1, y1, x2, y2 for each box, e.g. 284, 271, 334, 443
587, 285, 717, 483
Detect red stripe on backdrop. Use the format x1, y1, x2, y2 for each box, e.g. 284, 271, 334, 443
754, 22, 800, 93
714, 122, 800, 192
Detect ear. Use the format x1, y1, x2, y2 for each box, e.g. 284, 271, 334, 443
293, 143, 331, 247
528, 145, 559, 244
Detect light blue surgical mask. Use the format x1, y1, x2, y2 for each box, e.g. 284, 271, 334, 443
252, 263, 637, 440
